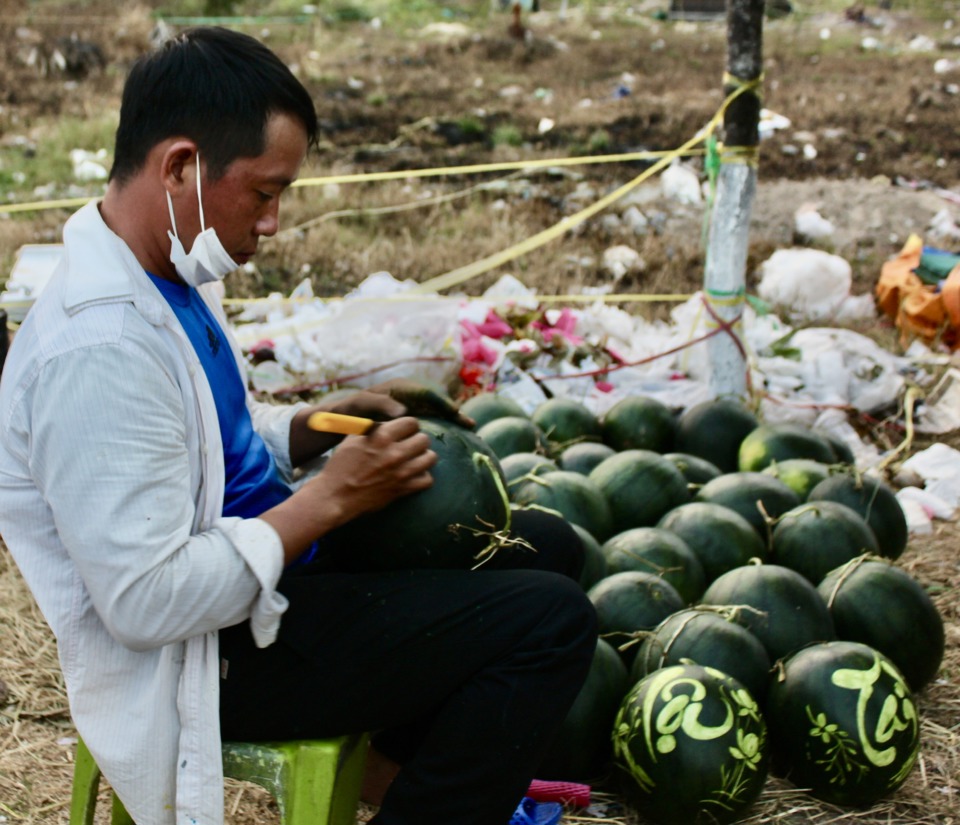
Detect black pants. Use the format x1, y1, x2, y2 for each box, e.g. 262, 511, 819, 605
218, 510, 597, 825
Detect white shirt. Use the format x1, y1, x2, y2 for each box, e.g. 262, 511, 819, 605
0, 201, 299, 825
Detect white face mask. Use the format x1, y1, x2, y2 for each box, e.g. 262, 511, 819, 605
166, 152, 238, 287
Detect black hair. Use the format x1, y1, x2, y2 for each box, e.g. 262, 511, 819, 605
109, 26, 318, 185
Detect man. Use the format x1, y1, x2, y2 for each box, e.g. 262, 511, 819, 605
0, 27, 595, 825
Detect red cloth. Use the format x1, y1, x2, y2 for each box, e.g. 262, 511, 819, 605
527, 779, 591, 808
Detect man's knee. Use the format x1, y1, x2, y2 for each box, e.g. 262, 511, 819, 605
514, 570, 598, 658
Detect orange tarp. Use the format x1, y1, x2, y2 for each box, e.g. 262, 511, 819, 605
875, 234, 960, 350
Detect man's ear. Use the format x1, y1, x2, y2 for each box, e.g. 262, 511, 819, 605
160, 140, 198, 197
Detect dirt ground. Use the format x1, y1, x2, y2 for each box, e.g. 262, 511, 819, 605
0, 1, 958, 824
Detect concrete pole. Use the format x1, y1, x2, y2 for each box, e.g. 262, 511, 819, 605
703, 0, 764, 400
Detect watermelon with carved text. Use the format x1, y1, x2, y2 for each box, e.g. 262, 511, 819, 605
612, 663, 769, 825
765, 641, 920, 806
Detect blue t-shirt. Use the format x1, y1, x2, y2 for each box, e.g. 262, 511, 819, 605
147, 274, 292, 520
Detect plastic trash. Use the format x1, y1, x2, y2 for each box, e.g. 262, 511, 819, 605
69, 148, 109, 181
602, 245, 644, 280
757, 248, 852, 322
794, 203, 835, 241
759, 108, 792, 139
2, 244, 64, 321
898, 443, 960, 508
661, 160, 702, 205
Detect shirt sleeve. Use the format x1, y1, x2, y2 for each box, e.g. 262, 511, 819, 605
29, 335, 281, 652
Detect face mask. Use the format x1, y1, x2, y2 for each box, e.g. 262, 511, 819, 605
166, 152, 238, 287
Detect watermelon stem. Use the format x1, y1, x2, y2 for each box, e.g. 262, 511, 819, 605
604, 630, 653, 654
820, 553, 882, 610
509, 471, 551, 489
455, 452, 528, 569
513, 502, 564, 520
463, 521, 536, 570
756, 499, 776, 551
725, 604, 769, 627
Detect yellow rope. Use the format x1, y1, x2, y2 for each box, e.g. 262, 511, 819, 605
722, 71, 764, 100
0, 151, 702, 217
412, 83, 757, 295
718, 144, 760, 168
291, 149, 701, 189
219, 291, 696, 308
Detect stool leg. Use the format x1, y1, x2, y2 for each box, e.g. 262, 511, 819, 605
111, 793, 136, 825
70, 739, 101, 825
327, 734, 369, 825
283, 735, 368, 825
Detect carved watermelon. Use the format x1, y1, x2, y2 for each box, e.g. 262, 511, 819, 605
613, 663, 769, 824
765, 641, 920, 806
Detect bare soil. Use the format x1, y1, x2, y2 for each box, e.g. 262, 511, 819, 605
0, 2, 958, 824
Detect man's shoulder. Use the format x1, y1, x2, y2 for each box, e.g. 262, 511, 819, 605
9, 294, 166, 389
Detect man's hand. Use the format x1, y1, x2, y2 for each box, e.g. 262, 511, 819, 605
367, 378, 475, 428
264, 416, 437, 565
290, 380, 472, 468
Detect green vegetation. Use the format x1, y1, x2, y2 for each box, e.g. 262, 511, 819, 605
0, 112, 116, 198
492, 124, 524, 148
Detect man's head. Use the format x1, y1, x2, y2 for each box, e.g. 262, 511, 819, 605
109, 26, 318, 186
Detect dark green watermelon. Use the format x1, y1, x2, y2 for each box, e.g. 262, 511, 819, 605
323, 418, 510, 570
676, 399, 759, 473
613, 663, 769, 825
601, 527, 706, 604
818, 558, 945, 691
765, 641, 920, 806
571, 522, 608, 591
632, 608, 772, 703
476, 415, 544, 459
511, 470, 614, 542
696, 472, 801, 541
589, 450, 691, 535
822, 431, 856, 465
699, 563, 836, 662
601, 395, 677, 453
460, 392, 528, 429
658, 502, 768, 584
559, 441, 617, 476
738, 423, 838, 472
762, 458, 832, 501
537, 637, 629, 781
500, 452, 558, 486
661, 452, 723, 487
531, 397, 602, 450
771, 501, 879, 584
807, 473, 908, 560
587, 571, 685, 661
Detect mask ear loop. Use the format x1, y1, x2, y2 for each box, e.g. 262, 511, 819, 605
194, 151, 207, 232
166, 150, 206, 239
166, 189, 179, 239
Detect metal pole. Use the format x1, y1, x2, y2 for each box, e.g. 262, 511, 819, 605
703, 0, 764, 400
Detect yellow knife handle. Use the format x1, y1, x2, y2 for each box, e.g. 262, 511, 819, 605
306, 411, 376, 436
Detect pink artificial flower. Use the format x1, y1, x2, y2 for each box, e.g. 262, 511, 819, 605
476, 310, 514, 339
461, 336, 500, 366
532, 307, 583, 345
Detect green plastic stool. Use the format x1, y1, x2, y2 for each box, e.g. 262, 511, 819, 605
69, 733, 369, 825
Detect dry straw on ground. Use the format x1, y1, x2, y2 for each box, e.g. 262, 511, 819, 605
1, 518, 956, 824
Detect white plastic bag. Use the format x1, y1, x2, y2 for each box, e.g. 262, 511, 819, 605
757, 248, 852, 321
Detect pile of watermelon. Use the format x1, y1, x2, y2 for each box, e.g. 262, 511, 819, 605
457, 392, 945, 824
